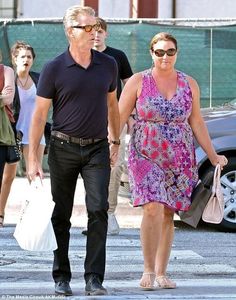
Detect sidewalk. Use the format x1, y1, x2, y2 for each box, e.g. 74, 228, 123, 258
4, 176, 143, 229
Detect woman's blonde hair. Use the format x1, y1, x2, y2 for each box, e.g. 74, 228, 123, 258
150, 32, 178, 51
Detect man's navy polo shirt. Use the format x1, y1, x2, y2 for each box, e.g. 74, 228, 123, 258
37, 49, 118, 138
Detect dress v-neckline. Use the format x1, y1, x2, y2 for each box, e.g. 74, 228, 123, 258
150, 69, 179, 101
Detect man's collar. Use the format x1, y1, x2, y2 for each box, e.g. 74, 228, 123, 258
65, 48, 102, 67
65, 49, 75, 67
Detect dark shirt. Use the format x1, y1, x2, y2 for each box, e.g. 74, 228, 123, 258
103, 46, 133, 99
37, 49, 118, 138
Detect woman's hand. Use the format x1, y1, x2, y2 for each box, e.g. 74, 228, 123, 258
210, 154, 228, 169
127, 115, 136, 135
1, 85, 14, 95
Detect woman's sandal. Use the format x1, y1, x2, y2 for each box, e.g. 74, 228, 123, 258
0, 215, 4, 228
156, 275, 176, 289
140, 272, 156, 290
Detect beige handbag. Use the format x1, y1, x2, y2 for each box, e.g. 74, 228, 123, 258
179, 170, 214, 228
202, 164, 224, 224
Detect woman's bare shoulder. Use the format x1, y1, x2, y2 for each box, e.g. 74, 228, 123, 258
130, 71, 143, 81
186, 74, 198, 87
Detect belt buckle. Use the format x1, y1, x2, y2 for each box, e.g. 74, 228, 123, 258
79, 138, 87, 146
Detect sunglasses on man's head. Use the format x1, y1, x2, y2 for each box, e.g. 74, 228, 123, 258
71, 23, 101, 32
153, 48, 177, 57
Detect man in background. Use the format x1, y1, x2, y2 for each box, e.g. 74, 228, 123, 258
83, 17, 133, 236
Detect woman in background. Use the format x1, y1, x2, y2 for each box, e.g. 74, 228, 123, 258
0, 62, 15, 227
11, 41, 45, 173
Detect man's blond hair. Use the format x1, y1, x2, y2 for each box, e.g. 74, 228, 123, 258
63, 5, 95, 29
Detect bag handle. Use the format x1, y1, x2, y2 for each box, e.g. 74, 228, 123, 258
0, 64, 4, 92
212, 164, 221, 194
30, 176, 43, 189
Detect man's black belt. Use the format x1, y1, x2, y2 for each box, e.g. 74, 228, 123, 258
51, 130, 103, 146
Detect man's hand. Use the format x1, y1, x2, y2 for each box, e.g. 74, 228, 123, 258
27, 158, 44, 182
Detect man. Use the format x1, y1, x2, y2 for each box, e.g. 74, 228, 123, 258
92, 17, 133, 235
28, 6, 120, 297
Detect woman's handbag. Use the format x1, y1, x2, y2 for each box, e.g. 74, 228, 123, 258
0, 106, 16, 146
0, 64, 15, 146
179, 170, 214, 228
14, 177, 57, 251
202, 164, 224, 224
6, 124, 22, 164
6, 145, 21, 164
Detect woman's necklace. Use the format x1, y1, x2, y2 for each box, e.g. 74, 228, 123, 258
17, 74, 29, 88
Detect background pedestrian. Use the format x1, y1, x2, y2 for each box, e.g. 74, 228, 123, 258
93, 17, 133, 235
11, 41, 45, 174
0, 62, 15, 227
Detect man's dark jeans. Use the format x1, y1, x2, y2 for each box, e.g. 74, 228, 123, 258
48, 137, 110, 283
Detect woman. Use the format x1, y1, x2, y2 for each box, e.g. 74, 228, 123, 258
0, 63, 15, 227
0, 164, 18, 227
0, 105, 20, 227
11, 41, 45, 173
118, 32, 228, 290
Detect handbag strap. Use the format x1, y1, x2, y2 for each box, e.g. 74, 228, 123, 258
212, 164, 221, 194
0, 64, 4, 91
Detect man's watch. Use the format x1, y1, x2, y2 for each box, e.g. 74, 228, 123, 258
110, 139, 120, 145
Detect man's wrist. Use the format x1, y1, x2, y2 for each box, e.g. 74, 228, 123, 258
129, 114, 136, 120
110, 139, 120, 145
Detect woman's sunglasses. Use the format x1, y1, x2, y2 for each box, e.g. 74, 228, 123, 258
153, 48, 177, 57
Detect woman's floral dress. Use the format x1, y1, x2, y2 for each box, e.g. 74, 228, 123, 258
128, 69, 198, 211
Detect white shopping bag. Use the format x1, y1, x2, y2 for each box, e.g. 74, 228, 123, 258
14, 177, 57, 251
